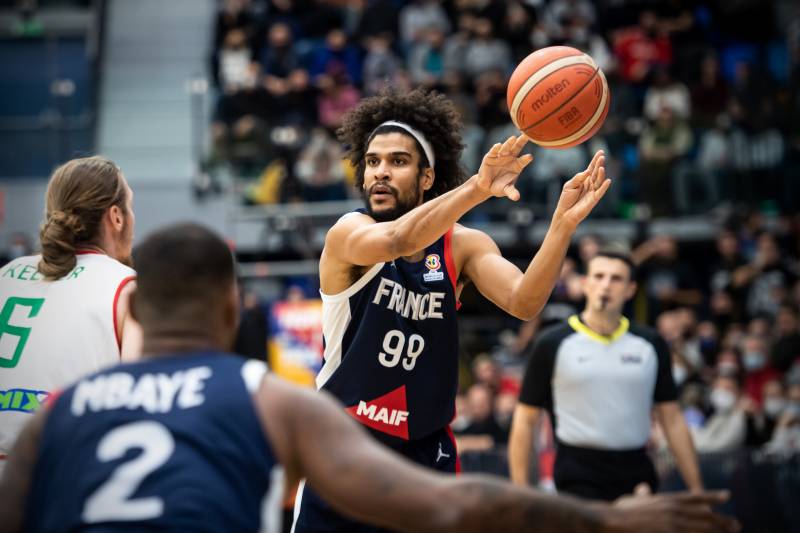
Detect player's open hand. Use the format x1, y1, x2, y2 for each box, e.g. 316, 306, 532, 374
610, 489, 740, 533
476, 134, 533, 201
553, 150, 611, 228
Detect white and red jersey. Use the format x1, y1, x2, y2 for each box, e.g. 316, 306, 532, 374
0, 251, 135, 467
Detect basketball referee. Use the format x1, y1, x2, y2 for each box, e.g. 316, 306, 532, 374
508, 247, 703, 500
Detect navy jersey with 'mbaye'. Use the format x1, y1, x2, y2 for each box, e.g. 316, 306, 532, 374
26, 353, 284, 533
318, 218, 459, 445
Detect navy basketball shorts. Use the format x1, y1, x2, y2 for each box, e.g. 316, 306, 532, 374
292, 425, 459, 533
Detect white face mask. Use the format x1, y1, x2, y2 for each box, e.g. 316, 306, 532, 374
743, 351, 766, 371
711, 388, 737, 412
717, 362, 739, 377
764, 398, 786, 418
672, 365, 688, 386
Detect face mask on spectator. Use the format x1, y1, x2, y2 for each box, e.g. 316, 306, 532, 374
672, 365, 688, 386
764, 398, 786, 418
717, 362, 739, 377
743, 351, 766, 371
711, 388, 737, 412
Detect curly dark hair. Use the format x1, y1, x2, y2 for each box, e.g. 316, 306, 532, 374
337, 88, 467, 201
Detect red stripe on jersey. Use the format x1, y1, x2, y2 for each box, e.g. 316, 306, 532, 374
445, 424, 461, 474
75, 250, 104, 255
113, 276, 137, 354
443, 228, 461, 310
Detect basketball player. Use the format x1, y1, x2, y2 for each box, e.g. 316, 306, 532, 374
0, 223, 738, 533
0, 156, 138, 474
509, 248, 703, 500
294, 89, 611, 531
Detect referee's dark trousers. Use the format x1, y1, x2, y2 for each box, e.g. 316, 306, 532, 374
554, 440, 659, 501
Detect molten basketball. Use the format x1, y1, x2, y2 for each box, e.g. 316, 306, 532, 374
507, 46, 610, 149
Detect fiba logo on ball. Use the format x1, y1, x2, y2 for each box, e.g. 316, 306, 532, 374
507, 46, 610, 149
423, 254, 444, 282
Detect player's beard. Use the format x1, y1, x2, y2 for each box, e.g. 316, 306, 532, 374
363, 175, 423, 222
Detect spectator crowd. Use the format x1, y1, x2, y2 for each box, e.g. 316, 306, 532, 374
208, 0, 800, 217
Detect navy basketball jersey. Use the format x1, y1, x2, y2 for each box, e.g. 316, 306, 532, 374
26, 353, 283, 533
318, 222, 460, 445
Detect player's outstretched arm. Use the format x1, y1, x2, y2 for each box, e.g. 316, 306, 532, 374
459, 150, 609, 319
257, 375, 738, 533
0, 406, 50, 532
324, 135, 533, 267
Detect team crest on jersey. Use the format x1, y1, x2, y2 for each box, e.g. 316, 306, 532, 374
423, 254, 444, 282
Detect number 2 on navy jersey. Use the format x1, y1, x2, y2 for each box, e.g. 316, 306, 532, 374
378, 329, 425, 371
82, 421, 175, 523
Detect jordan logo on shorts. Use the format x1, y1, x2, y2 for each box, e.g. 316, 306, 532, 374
436, 442, 450, 463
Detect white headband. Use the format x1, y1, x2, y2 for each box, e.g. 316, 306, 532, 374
374, 120, 435, 168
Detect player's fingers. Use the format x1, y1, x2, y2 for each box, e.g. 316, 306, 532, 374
575, 153, 601, 185
593, 178, 611, 201
563, 174, 582, 190
504, 183, 521, 202
500, 135, 516, 154
677, 504, 740, 532
511, 134, 530, 155
487, 143, 502, 157
674, 490, 730, 506
585, 149, 604, 177
674, 516, 719, 533
675, 513, 740, 533
568, 164, 593, 188
590, 154, 605, 182
633, 483, 652, 496
592, 164, 606, 189
517, 154, 534, 169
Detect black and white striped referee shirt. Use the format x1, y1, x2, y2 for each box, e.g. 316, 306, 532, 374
519, 315, 677, 450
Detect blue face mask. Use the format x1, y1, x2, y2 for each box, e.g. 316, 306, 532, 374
743, 351, 766, 371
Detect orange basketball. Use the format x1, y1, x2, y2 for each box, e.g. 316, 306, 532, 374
507, 46, 610, 149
